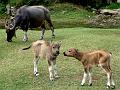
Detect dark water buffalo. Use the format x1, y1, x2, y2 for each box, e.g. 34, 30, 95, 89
5, 5, 55, 42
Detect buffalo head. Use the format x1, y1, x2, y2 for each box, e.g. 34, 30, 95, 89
5, 18, 16, 42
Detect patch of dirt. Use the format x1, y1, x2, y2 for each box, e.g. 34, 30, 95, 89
0, 19, 5, 28
87, 9, 120, 28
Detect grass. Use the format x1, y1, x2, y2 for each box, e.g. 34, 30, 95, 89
0, 27, 120, 90
49, 3, 95, 28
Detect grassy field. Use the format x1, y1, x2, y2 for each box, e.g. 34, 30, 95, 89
49, 3, 95, 28
0, 27, 120, 90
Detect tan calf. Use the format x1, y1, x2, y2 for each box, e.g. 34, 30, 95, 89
22, 40, 61, 80
63, 48, 115, 89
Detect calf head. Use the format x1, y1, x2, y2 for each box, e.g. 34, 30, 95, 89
63, 48, 78, 57
51, 42, 61, 56
5, 19, 16, 42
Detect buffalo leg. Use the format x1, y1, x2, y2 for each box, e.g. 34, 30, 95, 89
40, 23, 46, 40
23, 31, 28, 42
46, 19, 55, 38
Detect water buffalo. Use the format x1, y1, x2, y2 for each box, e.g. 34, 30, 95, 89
5, 5, 55, 42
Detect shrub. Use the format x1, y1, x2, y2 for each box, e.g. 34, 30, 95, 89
105, 3, 120, 9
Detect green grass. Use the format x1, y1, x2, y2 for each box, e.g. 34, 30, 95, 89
0, 27, 120, 90
49, 3, 95, 28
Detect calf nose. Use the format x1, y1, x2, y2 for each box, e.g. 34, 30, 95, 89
63, 52, 67, 56
56, 51, 60, 54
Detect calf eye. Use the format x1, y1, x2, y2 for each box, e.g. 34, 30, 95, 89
53, 47, 55, 48
69, 51, 71, 52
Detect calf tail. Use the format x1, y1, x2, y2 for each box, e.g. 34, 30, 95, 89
22, 45, 31, 50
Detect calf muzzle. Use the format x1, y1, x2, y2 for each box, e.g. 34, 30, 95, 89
63, 52, 67, 56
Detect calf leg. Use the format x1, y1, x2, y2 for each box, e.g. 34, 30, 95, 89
48, 60, 54, 81
101, 65, 115, 89
88, 72, 92, 86
81, 68, 88, 86
33, 56, 40, 77
23, 31, 28, 42
53, 60, 59, 79
108, 66, 115, 89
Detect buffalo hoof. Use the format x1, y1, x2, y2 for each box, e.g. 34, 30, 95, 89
23, 38, 28, 42
40, 37, 43, 40
7, 40, 12, 42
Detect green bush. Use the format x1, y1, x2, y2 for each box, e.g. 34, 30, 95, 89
0, 4, 6, 14
105, 3, 120, 9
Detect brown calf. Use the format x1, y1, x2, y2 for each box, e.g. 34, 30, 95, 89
22, 40, 61, 80
63, 48, 115, 89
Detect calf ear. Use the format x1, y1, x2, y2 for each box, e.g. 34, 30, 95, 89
76, 49, 79, 52
58, 41, 62, 46
50, 39, 53, 43
49, 40, 53, 45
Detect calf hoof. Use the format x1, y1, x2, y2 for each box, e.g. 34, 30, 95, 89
111, 85, 115, 89
81, 83, 85, 86
106, 85, 110, 89
89, 83, 92, 86
34, 72, 39, 77
55, 75, 60, 79
50, 77, 55, 81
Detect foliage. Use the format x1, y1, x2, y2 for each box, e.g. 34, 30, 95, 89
0, 27, 120, 90
0, 0, 9, 14
0, 3, 95, 29
0, 0, 117, 14
105, 3, 120, 9
49, 3, 95, 28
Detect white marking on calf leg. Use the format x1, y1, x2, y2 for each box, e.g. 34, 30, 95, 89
53, 65, 59, 79
106, 73, 111, 88
33, 57, 39, 77
23, 31, 28, 42
88, 72, 92, 86
111, 77, 115, 86
111, 77, 115, 89
48, 65, 54, 81
81, 72, 88, 86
